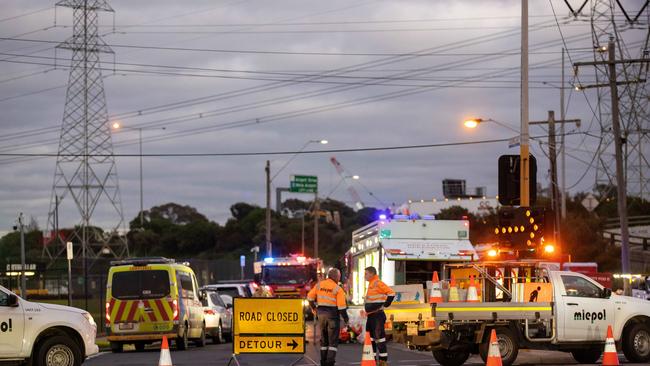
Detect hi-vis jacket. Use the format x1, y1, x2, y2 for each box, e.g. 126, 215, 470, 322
364, 275, 396, 314
307, 278, 349, 319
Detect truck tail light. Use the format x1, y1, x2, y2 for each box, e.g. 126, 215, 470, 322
172, 299, 179, 320
105, 302, 111, 323
204, 309, 215, 315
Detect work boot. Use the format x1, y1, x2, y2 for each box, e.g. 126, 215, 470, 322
378, 360, 388, 366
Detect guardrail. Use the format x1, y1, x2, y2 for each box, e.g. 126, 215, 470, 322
604, 231, 649, 251
604, 215, 650, 229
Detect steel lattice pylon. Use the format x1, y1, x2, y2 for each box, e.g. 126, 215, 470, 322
44, 0, 128, 262
585, 0, 650, 198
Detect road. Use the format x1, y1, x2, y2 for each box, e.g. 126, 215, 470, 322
86, 337, 647, 366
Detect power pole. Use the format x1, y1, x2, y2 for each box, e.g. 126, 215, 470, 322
560, 48, 567, 219
574, 38, 650, 291
265, 160, 272, 257
520, 0, 530, 207
18, 213, 26, 300
531, 112, 580, 247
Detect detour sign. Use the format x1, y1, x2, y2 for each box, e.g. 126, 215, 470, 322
233, 298, 305, 355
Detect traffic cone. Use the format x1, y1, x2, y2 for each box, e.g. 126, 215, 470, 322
467, 275, 480, 302
360, 331, 376, 366
448, 275, 460, 302
486, 329, 502, 366
429, 271, 443, 303
602, 325, 619, 366
159, 335, 173, 366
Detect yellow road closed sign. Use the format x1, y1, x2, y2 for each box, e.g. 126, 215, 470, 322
233, 298, 304, 334
234, 335, 305, 354
232, 298, 305, 355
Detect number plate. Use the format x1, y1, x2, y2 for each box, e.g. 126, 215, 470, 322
119, 323, 134, 330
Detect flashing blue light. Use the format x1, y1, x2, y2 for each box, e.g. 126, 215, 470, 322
379, 214, 387, 220
264, 257, 274, 263
422, 215, 436, 220
393, 214, 409, 220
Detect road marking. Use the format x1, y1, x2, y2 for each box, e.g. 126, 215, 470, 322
87, 351, 109, 360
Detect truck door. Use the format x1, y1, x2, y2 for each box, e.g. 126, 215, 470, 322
0, 289, 24, 356
557, 274, 614, 342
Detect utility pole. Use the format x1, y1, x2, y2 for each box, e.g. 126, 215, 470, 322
560, 48, 567, 219
18, 213, 26, 300
520, 0, 530, 207
531, 112, 580, 247
573, 38, 650, 293
313, 193, 319, 259
301, 213, 305, 255
265, 160, 272, 257
138, 128, 144, 228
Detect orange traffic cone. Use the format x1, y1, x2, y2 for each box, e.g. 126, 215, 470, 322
159, 335, 173, 366
486, 329, 502, 366
467, 275, 479, 302
602, 325, 618, 366
448, 275, 460, 302
361, 331, 376, 366
429, 271, 443, 303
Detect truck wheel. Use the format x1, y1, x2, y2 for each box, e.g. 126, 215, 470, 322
110, 342, 123, 353
134, 342, 146, 352
571, 348, 602, 364
35, 335, 82, 366
432, 350, 470, 366
478, 328, 519, 366
622, 322, 650, 363
176, 326, 189, 351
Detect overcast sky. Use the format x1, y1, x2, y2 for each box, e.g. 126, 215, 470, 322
1, 0, 647, 234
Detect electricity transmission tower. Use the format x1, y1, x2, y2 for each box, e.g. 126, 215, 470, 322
567, 0, 650, 198
44, 0, 128, 263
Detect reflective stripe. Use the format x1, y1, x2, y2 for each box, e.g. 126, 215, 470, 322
366, 294, 385, 299
376, 338, 386, 343
337, 306, 347, 310
328, 347, 338, 352
365, 300, 386, 303
379, 353, 388, 357
317, 303, 337, 307
320, 347, 328, 351
317, 294, 337, 302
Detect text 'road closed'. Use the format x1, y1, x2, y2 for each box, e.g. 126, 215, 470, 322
234, 335, 304, 354
233, 298, 304, 334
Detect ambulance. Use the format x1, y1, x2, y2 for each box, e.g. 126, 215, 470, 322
105, 257, 205, 352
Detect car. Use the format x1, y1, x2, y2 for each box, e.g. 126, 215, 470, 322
105, 257, 206, 352
0, 285, 99, 366
202, 282, 256, 298
199, 288, 233, 344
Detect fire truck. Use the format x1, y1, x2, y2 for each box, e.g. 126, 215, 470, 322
254, 255, 324, 312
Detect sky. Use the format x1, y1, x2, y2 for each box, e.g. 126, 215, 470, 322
0, 0, 648, 235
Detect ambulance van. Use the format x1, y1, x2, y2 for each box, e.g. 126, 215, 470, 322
106, 257, 205, 352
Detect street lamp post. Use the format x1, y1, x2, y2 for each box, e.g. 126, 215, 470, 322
112, 123, 165, 228
268, 139, 328, 257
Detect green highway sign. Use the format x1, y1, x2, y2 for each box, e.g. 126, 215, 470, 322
289, 175, 317, 193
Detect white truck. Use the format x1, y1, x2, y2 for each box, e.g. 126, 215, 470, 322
0, 285, 99, 366
426, 261, 650, 366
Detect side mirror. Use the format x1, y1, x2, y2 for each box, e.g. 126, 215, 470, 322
602, 288, 612, 298
8, 294, 19, 307
225, 303, 233, 309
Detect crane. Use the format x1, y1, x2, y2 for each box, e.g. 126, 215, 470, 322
329, 156, 364, 210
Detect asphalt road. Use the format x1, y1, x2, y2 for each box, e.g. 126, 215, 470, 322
85, 339, 648, 366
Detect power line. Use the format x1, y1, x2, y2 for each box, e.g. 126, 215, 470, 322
0, 6, 51, 23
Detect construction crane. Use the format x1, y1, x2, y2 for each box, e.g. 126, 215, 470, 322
329, 157, 364, 210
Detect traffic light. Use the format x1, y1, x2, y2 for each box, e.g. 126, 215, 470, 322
498, 155, 537, 206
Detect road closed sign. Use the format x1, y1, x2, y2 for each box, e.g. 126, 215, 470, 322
232, 298, 305, 355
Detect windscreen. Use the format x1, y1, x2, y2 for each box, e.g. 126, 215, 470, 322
263, 265, 310, 285
217, 287, 241, 298
112, 270, 170, 299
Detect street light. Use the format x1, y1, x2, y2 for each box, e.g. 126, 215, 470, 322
463, 118, 519, 133
111, 122, 166, 228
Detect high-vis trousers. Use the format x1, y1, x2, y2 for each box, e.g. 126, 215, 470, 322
366, 311, 388, 361
318, 311, 340, 366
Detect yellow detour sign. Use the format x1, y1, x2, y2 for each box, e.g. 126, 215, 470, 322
232, 298, 305, 355
234, 335, 305, 354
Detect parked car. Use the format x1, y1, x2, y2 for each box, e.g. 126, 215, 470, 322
202, 281, 256, 298
199, 288, 233, 343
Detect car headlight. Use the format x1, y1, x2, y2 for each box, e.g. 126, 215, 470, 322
82, 312, 96, 327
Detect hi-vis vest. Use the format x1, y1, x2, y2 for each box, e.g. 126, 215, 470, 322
364, 275, 395, 304
307, 278, 347, 310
